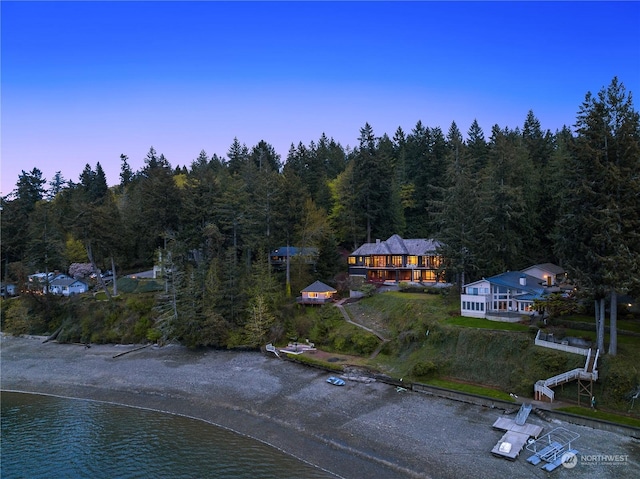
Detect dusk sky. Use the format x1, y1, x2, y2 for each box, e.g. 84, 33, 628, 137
2, 1, 639, 196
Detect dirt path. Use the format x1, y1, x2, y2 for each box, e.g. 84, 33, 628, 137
334, 299, 389, 359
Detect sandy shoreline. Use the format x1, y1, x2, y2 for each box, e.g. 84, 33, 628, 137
1, 335, 638, 478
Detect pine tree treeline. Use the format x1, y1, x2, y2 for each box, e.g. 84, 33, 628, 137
1, 78, 638, 350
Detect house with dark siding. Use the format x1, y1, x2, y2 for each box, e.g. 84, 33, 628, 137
348, 234, 444, 284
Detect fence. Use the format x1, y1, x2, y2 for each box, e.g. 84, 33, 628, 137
534, 330, 590, 356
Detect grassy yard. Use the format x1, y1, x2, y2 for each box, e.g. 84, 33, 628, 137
344, 289, 455, 338
423, 378, 517, 402
444, 316, 530, 332
556, 406, 640, 428
382, 291, 443, 301
561, 327, 640, 347
344, 289, 640, 420
556, 314, 640, 334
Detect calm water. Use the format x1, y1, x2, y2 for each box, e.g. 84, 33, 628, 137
1, 391, 335, 479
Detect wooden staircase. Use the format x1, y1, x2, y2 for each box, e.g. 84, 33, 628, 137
534, 348, 599, 402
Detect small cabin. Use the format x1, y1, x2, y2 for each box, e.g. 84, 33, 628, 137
298, 280, 337, 305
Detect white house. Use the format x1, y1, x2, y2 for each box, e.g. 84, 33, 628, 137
1, 283, 17, 297
521, 263, 566, 288
460, 271, 547, 321
49, 277, 88, 296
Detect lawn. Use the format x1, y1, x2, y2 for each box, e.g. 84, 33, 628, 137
383, 291, 443, 301
346, 290, 639, 419
561, 328, 640, 347
345, 290, 455, 337
444, 316, 531, 332
424, 378, 516, 402
556, 406, 640, 428
557, 314, 640, 334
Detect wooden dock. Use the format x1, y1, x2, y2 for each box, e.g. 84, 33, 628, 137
491, 412, 543, 461
492, 417, 543, 438
278, 342, 316, 355
491, 430, 531, 460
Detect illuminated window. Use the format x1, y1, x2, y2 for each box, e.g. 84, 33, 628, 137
392, 255, 403, 266
407, 256, 418, 266
423, 271, 436, 281
372, 256, 386, 267
348, 256, 356, 265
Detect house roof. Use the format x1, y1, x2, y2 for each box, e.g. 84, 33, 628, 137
485, 271, 545, 295
514, 293, 541, 301
301, 280, 337, 293
522, 263, 565, 275
463, 278, 490, 288
51, 278, 86, 287
350, 234, 441, 256
270, 246, 318, 257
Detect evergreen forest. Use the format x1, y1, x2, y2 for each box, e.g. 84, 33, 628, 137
1, 78, 639, 353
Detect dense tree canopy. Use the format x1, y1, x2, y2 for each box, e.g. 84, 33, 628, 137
2, 78, 637, 350
553, 78, 640, 354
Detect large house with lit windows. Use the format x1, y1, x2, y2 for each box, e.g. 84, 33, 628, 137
460, 263, 567, 321
348, 235, 444, 284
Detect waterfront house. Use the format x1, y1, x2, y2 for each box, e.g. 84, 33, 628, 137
460, 271, 546, 321
49, 277, 89, 296
521, 263, 567, 289
270, 246, 318, 269
297, 280, 337, 304
348, 234, 443, 284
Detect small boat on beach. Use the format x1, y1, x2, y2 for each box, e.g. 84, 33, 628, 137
326, 376, 345, 386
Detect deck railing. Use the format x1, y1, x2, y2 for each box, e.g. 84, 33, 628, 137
534, 350, 599, 402
534, 330, 590, 356
535, 381, 555, 401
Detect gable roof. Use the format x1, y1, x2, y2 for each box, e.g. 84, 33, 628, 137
522, 263, 565, 275
301, 280, 337, 293
485, 271, 545, 295
463, 278, 490, 288
351, 234, 441, 256
50, 277, 87, 288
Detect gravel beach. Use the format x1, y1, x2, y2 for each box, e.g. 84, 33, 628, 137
1, 335, 638, 479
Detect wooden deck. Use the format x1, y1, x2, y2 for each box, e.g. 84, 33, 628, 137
491, 414, 544, 461
491, 430, 531, 460
278, 342, 316, 355
492, 417, 543, 438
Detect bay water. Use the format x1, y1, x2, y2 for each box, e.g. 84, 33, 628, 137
1, 391, 335, 479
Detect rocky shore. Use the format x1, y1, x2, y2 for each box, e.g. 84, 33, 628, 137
1, 335, 638, 478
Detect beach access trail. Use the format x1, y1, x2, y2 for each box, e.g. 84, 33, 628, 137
1, 335, 638, 479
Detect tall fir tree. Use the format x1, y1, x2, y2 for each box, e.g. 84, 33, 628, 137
554, 78, 640, 355
435, 122, 487, 287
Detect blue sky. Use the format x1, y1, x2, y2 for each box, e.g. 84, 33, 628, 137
2, 1, 639, 196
